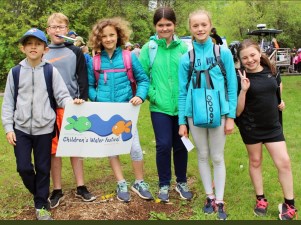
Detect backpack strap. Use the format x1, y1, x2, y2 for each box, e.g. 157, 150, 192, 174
149, 40, 158, 69
43, 63, 59, 138
43, 64, 55, 111
213, 44, 228, 100
187, 48, 195, 89
12, 65, 21, 111
93, 53, 101, 88
122, 50, 137, 96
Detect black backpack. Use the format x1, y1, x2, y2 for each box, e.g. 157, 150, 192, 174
12, 64, 58, 137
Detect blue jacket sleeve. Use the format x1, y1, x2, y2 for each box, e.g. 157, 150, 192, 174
178, 53, 190, 125
131, 52, 149, 101
221, 48, 238, 118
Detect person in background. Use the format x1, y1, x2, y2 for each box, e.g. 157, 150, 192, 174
178, 9, 237, 220
132, 43, 141, 58
74, 36, 85, 47
125, 42, 133, 51
1, 28, 84, 220
81, 45, 92, 66
68, 30, 77, 39
44, 12, 96, 209
139, 7, 193, 203
88, 17, 153, 202
236, 39, 297, 220
210, 27, 223, 45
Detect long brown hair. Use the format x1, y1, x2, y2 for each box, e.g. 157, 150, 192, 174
237, 39, 276, 75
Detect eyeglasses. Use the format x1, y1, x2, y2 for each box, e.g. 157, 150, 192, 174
48, 25, 67, 31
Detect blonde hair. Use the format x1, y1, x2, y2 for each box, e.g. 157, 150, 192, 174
188, 9, 212, 42
47, 13, 69, 26
88, 17, 132, 51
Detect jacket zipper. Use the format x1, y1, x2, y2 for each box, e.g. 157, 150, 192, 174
30, 68, 34, 135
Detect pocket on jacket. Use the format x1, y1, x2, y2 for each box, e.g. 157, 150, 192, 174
15, 103, 31, 126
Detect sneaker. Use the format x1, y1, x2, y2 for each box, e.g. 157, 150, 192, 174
36, 208, 53, 220
131, 181, 154, 200
158, 185, 170, 203
48, 190, 64, 209
278, 203, 297, 220
216, 203, 227, 220
116, 182, 131, 202
75, 185, 96, 202
175, 182, 193, 200
203, 197, 216, 214
254, 198, 268, 216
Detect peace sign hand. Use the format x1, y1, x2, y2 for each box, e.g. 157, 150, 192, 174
238, 70, 250, 92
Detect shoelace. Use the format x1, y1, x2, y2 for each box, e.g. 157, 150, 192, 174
118, 182, 129, 192
256, 199, 268, 209
137, 181, 150, 191
38, 208, 51, 217
159, 185, 169, 194
178, 183, 189, 192
282, 204, 298, 219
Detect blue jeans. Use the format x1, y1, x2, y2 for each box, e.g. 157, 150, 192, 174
14, 129, 52, 209
151, 112, 188, 187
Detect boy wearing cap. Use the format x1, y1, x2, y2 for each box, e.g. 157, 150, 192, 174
1, 28, 84, 220
44, 12, 95, 208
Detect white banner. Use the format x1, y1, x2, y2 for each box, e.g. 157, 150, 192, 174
56, 102, 141, 158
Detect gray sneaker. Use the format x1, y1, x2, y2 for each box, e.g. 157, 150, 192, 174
158, 185, 170, 203
75, 185, 96, 202
117, 181, 131, 202
175, 182, 193, 200
36, 208, 53, 220
131, 181, 154, 200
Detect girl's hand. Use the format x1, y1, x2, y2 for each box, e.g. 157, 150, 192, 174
224, 118, 235, 135
73, 98, 85, 104
6, 131, 16, 146
238, 70, 250, 92
179, 124, 188, 137
130, 96, 142, 106
278, 100, 285, 111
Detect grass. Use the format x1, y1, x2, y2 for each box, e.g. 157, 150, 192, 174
0, 76, 300, 220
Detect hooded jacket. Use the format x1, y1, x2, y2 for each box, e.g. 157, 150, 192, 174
1, 59, 72, 135
139, 35, 188, 116
178, 38, 238, 125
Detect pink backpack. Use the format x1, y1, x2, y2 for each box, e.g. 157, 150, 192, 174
93, 50, 137, 96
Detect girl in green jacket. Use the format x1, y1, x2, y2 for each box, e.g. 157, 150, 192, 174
139, 7, 192, 203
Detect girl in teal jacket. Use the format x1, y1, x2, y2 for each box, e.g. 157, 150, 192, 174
139, 7, 193, 203
88, 17, 152, 202
178, 10, 237, 220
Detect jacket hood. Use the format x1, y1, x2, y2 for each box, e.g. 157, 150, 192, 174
19, 58, 47, 69
150, 34, 182, 48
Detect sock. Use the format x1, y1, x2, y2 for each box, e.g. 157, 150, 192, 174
256, 194, 265, 200
117, 179, 126, 185
52, 189, 63, 195
135, 179, 143, 184
207, 194, 215, 200
284, 198, 295, 207
77, 185, 86, 191
215, 200, 224, 205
